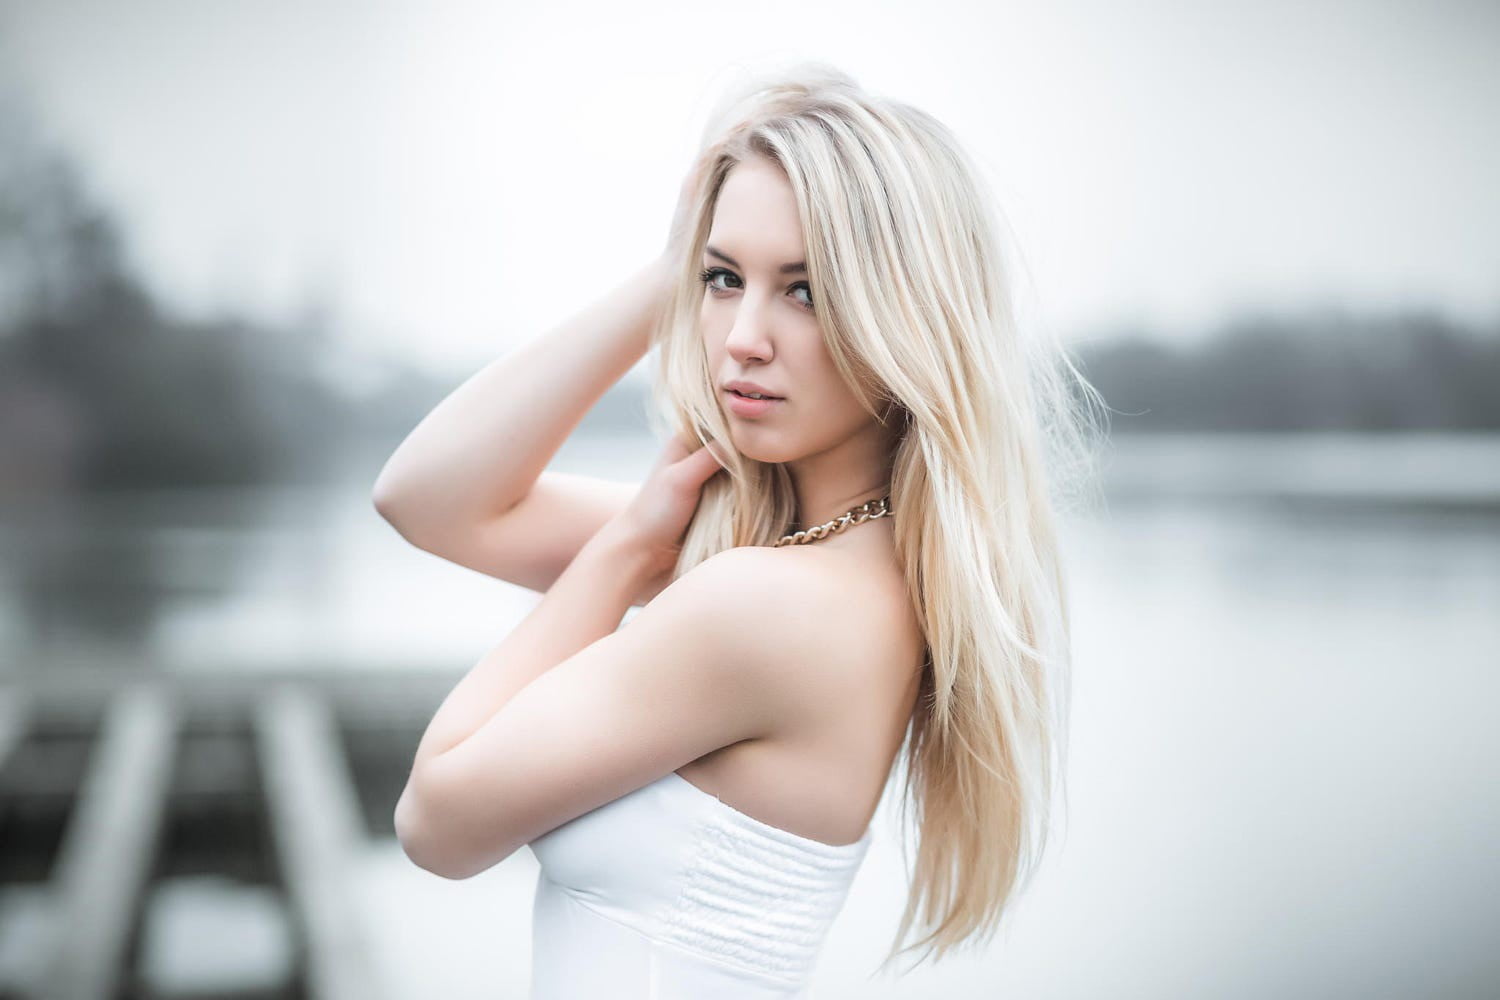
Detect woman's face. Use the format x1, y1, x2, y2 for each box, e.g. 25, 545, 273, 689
700, 154, 874, 465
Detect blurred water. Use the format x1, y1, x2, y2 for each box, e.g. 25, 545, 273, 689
2, 432, 1498, 998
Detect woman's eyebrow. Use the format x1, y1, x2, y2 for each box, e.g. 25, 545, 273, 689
705, 245, 807, 275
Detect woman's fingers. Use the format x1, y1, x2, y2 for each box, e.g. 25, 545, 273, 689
683, 439, 726, 477
700, 439, 729, 470
658, 430, 715, 465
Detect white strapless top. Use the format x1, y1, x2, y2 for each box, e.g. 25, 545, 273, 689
527, 769, 874, 998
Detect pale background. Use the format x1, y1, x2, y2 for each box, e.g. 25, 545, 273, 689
0, 2, 1496, 999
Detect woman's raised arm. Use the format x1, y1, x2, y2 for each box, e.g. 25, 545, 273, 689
371, 253, 674, 558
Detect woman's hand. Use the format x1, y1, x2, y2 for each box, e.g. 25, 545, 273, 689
602, 430, 729, 577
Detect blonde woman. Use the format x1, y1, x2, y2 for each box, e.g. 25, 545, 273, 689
375, 62, 1102, 998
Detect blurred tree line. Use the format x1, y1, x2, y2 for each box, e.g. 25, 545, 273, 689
1073, 308, 1500, 432
0, 97, 447, 498
1, 97, 1496, 501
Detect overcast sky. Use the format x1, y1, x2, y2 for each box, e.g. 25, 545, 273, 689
1, 0, 1495, 376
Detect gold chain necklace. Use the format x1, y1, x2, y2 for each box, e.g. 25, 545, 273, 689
774, 495, 893, 547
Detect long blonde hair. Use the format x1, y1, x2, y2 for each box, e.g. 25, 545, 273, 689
648, 62, 1107, 974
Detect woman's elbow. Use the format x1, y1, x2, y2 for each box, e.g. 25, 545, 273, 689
372, 477, 436, 552
371, 471, 411, 528
394, 786, 469, 879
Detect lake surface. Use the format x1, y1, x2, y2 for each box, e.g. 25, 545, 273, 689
2, 432, 1497, 998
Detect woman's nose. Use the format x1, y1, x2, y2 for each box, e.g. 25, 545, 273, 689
725, 297, 774, 364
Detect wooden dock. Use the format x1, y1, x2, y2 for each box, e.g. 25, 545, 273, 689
0, 667, 457, 1000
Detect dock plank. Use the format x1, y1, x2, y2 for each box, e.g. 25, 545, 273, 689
254, 685, 386, 1000
0, 684, 29, 771
41, 683, 178, 1000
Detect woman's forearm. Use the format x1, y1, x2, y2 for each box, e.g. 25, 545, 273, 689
401, 523, 660, 779
372, 254, 674, 541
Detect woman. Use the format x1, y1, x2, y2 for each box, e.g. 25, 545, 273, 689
374, 62, 1103, 997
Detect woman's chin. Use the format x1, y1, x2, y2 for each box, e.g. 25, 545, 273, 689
718, 428, 759, 456
734, 443, 795, 465
722, 422, 805, 464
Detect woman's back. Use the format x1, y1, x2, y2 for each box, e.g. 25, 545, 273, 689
527, 534, 922, 997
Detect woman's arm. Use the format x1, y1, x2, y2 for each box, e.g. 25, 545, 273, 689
395, 541, 798, 878
400, 520, 661, 781
371, 253, 674, 549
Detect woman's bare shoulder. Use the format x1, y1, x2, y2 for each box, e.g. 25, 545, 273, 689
656, 546, 838, 645
708, 543, 917, 689
668, 543, 911, 653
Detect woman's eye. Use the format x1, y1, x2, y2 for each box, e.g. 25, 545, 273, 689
698, 267, 813, 311
697, 266, 741, 293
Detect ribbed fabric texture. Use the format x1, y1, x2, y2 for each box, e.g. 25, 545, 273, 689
658, 794, 871, 988
527, 769, 873, 998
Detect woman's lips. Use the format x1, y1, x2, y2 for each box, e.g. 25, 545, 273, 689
724, 389, 784, 418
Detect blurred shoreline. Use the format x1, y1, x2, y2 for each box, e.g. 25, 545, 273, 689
1, 428, 1496, 679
